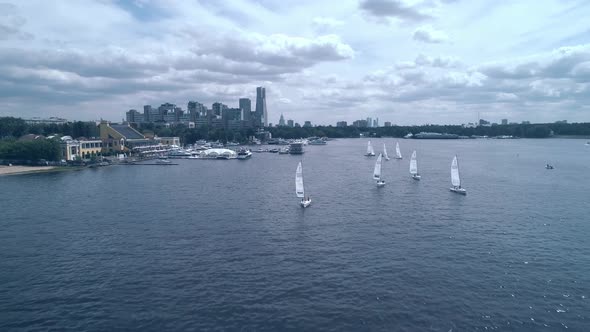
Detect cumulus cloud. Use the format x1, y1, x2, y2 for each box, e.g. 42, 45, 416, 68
359, 0, 432, 23
413, 26, 449, 43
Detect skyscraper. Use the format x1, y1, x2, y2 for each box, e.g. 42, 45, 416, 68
239, 98, 251, 122
255, 87, 268, 127
279, 114, 285, 126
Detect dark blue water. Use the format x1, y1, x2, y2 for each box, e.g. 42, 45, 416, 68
1, 139, 589, 331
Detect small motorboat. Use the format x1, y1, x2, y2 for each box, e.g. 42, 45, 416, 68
545, 164, 554, 169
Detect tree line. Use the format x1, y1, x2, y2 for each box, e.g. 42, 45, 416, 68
0, 117, 98, 139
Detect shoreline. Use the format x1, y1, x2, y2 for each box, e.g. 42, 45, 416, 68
0, 166, 80, 176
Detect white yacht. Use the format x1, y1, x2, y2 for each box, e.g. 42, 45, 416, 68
373, 153, 385, 187
237, 148, 252, 160
365, 141, 375, 156
450, 155, 466, 195
296, 162, 311, 208
410, 150, 421, 180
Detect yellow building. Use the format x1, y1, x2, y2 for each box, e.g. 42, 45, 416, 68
79, 139, 103, 159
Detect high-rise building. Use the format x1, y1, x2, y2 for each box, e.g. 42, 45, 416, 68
303, 121, 312, 128
366, 117, 372, 128
336, 121, 347, 127
279, 114, 285, 126
501, 119, 508, 125
212, 102, 228, 117
126, 109, 142, 123
188, 101, 206, 121
373, 119, 378, 128
287, 119, 294, 127
255, 87, 268, 127
239, 98, 251, 122
353, 119, 368, 127
384, 121, 392, 127
143, 105, 153, 122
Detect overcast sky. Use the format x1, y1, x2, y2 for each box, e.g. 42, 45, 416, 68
1, 0, 590, 125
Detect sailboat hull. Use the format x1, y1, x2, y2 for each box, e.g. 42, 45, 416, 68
300, 199, 312, 208
365, 153, 375, 157
412, 175, 421, 181
450, 187, 467, 195
376, 181, 386, 187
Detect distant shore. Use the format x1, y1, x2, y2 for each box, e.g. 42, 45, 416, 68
0, 165, 68, 176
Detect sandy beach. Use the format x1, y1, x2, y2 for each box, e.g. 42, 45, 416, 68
0, 165, 57, 176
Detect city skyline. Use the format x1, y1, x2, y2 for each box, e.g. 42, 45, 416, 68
1, 1, 590, 125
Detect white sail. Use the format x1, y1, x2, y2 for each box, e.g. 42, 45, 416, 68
410, 150, 418, 175
373, 153, 382, 180
451, 155, 461, 187
366, 141, 372, 155
295, 161, 304, 198
395, 142, 402, 159
383, 144, 389, 159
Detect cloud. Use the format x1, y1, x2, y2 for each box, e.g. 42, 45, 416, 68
359, 0, 432, 23
312, 17, 344, 33
1, 0, 589, 124
0, 2, 33, 40
479, 44, 590, 80
413, 26, 449, 43
414, 54, 461, 67
496, 92, 519, 101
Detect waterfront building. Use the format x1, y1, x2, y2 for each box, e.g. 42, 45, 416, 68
99, 121, 150, 154
287, 119, 294, 127
79, 139, 103, 159
59, 138, 81, 161
255, 87, 268, 127
336, 121, 347, 127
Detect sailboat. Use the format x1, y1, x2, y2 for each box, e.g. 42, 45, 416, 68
410, 150, 421, 180
365, 140, 375, 156
383, 143, 390, 161
373, 153, 386, 187
450, 155, 466, 195
296, 161, 311, 207
395, 142, 403, 159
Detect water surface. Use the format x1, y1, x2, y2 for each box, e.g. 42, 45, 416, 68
1, 138, 589, 331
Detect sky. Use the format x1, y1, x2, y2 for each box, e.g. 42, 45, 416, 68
1, 0, 590, 125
